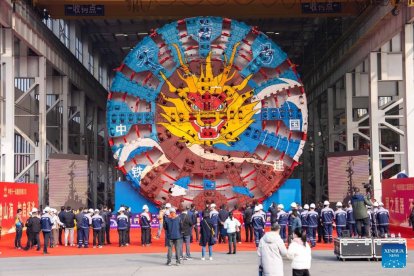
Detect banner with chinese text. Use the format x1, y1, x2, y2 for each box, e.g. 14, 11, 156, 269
0, 182, 38, 235
382, 178, 414, 228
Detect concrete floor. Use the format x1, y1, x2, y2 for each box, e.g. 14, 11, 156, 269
0, 251, 412, 276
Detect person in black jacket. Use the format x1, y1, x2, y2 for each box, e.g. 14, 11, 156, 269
24, 212, 34, 250
62, 206, 76, 246
243, 204, 253, 242
218, 204, 229, 244
180, 207, 194, 259
24, 208, 41, 251
268, 202, 279, 225
75, 207, 85, 247
58, 206, 65, 245
103, 206, 112, 244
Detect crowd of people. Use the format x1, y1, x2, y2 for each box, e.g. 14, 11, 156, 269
14, 205, 113, 254
11, 192, 392, 275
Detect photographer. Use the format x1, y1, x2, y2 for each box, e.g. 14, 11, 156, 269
351, 186, 372, 238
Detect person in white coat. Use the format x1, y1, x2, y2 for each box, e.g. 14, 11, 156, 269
258, 223, 287, 276
287, 228, 312, 276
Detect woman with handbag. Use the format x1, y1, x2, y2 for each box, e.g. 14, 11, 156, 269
224, 212, 241, 254
199, 212, 216, 260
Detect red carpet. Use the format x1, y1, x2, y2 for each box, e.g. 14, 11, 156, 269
0, 228, 413, 258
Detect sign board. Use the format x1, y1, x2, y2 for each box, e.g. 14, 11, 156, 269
382, 177, 414, 228
64, 4, 105, 16
0, 182, 38, 235
302, 2, 341, 14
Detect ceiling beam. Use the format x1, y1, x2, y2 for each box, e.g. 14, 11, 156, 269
34, 1, 365, 19
84, 21, 315, 36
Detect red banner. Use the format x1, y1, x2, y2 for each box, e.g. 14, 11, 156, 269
382, 178, 414, 228
0, 182, 38, 235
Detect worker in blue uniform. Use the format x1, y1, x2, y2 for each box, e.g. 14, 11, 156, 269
277, 204, 288, 242
300, 204, 309, 234
334, 202, 347, 238
251, 206, 265, 247
307, 203, 318, 247
40, 207, 54, 254
376, 202, 390, 238
321, 201, 334, 243
346, 201, 356, 237
92, 209, 104, 248
117, 207, 129, 247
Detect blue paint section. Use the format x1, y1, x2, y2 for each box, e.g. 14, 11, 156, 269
253, 78, 289, 95
107, 100, 154, 138
242, 125, 301, 159
110, 72, 158, 102
240, 34, 287, 77
126, 164, 147, 186
174, 176, 191, 189
280, 69, 300, 83
224, 20, 250, 62
261, 101, 303, 132
157, 21, 183, 71
186, 17, 223, 57
203, 179, 216, 190
262, 179, 302, 212
115, 181, 159, 214
124, 37, 164, 75
232, 186, 254, 198
213, 114, 262, 153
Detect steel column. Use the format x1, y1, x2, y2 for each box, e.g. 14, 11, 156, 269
2, 28, 15, 182
404, 23, 414, 177
62, 76, 69, 153
369, 52, 381, 200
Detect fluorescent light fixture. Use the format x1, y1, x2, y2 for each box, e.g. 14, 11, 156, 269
275, 32, 280, 35
115, 33, 128, 37
265, 31, 274, 34
137, 32, 148, 35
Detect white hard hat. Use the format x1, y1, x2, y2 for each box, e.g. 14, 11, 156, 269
304, 204, 309, 210
373, 202, 379, 207
258, 204, 263, 210
31, 207, 38, 213
119, 207, 125, 212
170, 207, 176, 213
44, 207, 51, 213
378, 202, 384, 207
254, 206, 260, 212
94, 209, 99, 213
324, 201, 330, 206
210, 203, 216, 208
165, 203, 172, 208
88, 208, 94, 213
310, 203, 316, 209
348, 200, 351, 205
336, 202, 342, 207
142, 205, 149, 210
278, 204, 284, 209
52, 208, 58, 213
290, 202, 297, 209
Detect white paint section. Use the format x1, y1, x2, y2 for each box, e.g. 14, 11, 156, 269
139, 154, 170, 181
187, 144, 282, 171
170, 185, 187, 196
252, 78, 302, 102
115, 138, 164, 167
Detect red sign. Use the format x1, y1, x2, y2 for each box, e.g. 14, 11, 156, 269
0, 182, 38, 235
382, 178, 414, 228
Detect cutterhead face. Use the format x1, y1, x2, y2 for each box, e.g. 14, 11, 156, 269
158, 44, 258, 146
